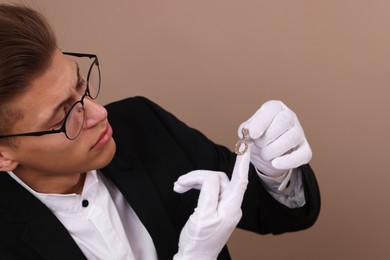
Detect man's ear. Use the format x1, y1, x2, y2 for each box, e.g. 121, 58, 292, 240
0, 149, 18, 172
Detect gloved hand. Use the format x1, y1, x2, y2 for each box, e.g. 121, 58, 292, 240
173, 148, 251, 260
238, 100, 312, 177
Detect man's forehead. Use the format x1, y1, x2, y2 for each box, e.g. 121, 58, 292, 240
11, 52, 79, 122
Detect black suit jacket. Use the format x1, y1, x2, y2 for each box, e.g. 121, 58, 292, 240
0, 97, 320, 259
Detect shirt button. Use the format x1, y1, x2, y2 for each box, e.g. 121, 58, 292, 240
82, 199, 89, 207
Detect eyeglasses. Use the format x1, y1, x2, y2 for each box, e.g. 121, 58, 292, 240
0, 52, 101, 141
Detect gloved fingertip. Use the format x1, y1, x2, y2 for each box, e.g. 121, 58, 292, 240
173, 182, 183, 193
174, 188, 186, 194
272, 157, 295, 171
271, 158, 284, 170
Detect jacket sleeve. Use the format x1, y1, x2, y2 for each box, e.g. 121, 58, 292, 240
106, 96, 321, 236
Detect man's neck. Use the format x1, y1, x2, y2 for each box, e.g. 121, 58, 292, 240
11, 168, 87, 194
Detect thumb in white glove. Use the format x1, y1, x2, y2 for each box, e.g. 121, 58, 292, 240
173, 147, 251, 260
238, 100, 312, 177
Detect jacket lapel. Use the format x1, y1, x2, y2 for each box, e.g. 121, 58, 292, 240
0, 174, 86, 260
0, 154, 180, 259
102, 155, 179, 259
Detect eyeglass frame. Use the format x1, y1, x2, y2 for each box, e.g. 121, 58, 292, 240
0, 52, 101, 140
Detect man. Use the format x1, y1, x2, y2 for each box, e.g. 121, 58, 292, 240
0, 4, 320, 260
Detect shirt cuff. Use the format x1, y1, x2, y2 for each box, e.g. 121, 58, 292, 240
256, 167, 306, 208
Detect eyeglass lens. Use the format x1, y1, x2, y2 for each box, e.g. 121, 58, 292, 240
65, 102, 85, 140
64, 59, 100, 140
87, 61, 101, 99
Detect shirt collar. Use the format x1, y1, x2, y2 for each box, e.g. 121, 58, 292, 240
7, 170, 99, 213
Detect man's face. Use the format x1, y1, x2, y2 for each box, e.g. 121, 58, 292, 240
5, 49, 116, 178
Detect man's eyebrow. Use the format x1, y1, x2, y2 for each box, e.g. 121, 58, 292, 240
46, 62, 80, 126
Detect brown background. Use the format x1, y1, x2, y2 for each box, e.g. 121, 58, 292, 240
4, 0, 390, 259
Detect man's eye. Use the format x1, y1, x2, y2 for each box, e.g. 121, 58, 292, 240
52, 108, 67, 129
52, 118, 65, 129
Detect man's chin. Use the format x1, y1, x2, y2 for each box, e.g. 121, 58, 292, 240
93, 140, 116, 170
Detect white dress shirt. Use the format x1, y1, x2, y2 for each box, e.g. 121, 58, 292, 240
8, 170, 157, 260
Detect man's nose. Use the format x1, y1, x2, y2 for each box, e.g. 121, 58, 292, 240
83, 98, 108, 128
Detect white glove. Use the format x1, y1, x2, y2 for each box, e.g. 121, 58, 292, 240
238, 100, 312, 177
173, 148, 251, 260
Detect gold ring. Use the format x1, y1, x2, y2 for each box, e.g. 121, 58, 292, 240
235, 128, 249, 155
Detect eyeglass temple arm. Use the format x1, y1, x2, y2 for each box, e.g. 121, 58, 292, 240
0, 129, 62, 139
62, 52, 98, 64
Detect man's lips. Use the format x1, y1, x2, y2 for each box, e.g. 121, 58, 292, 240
91, 123, 113, 149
